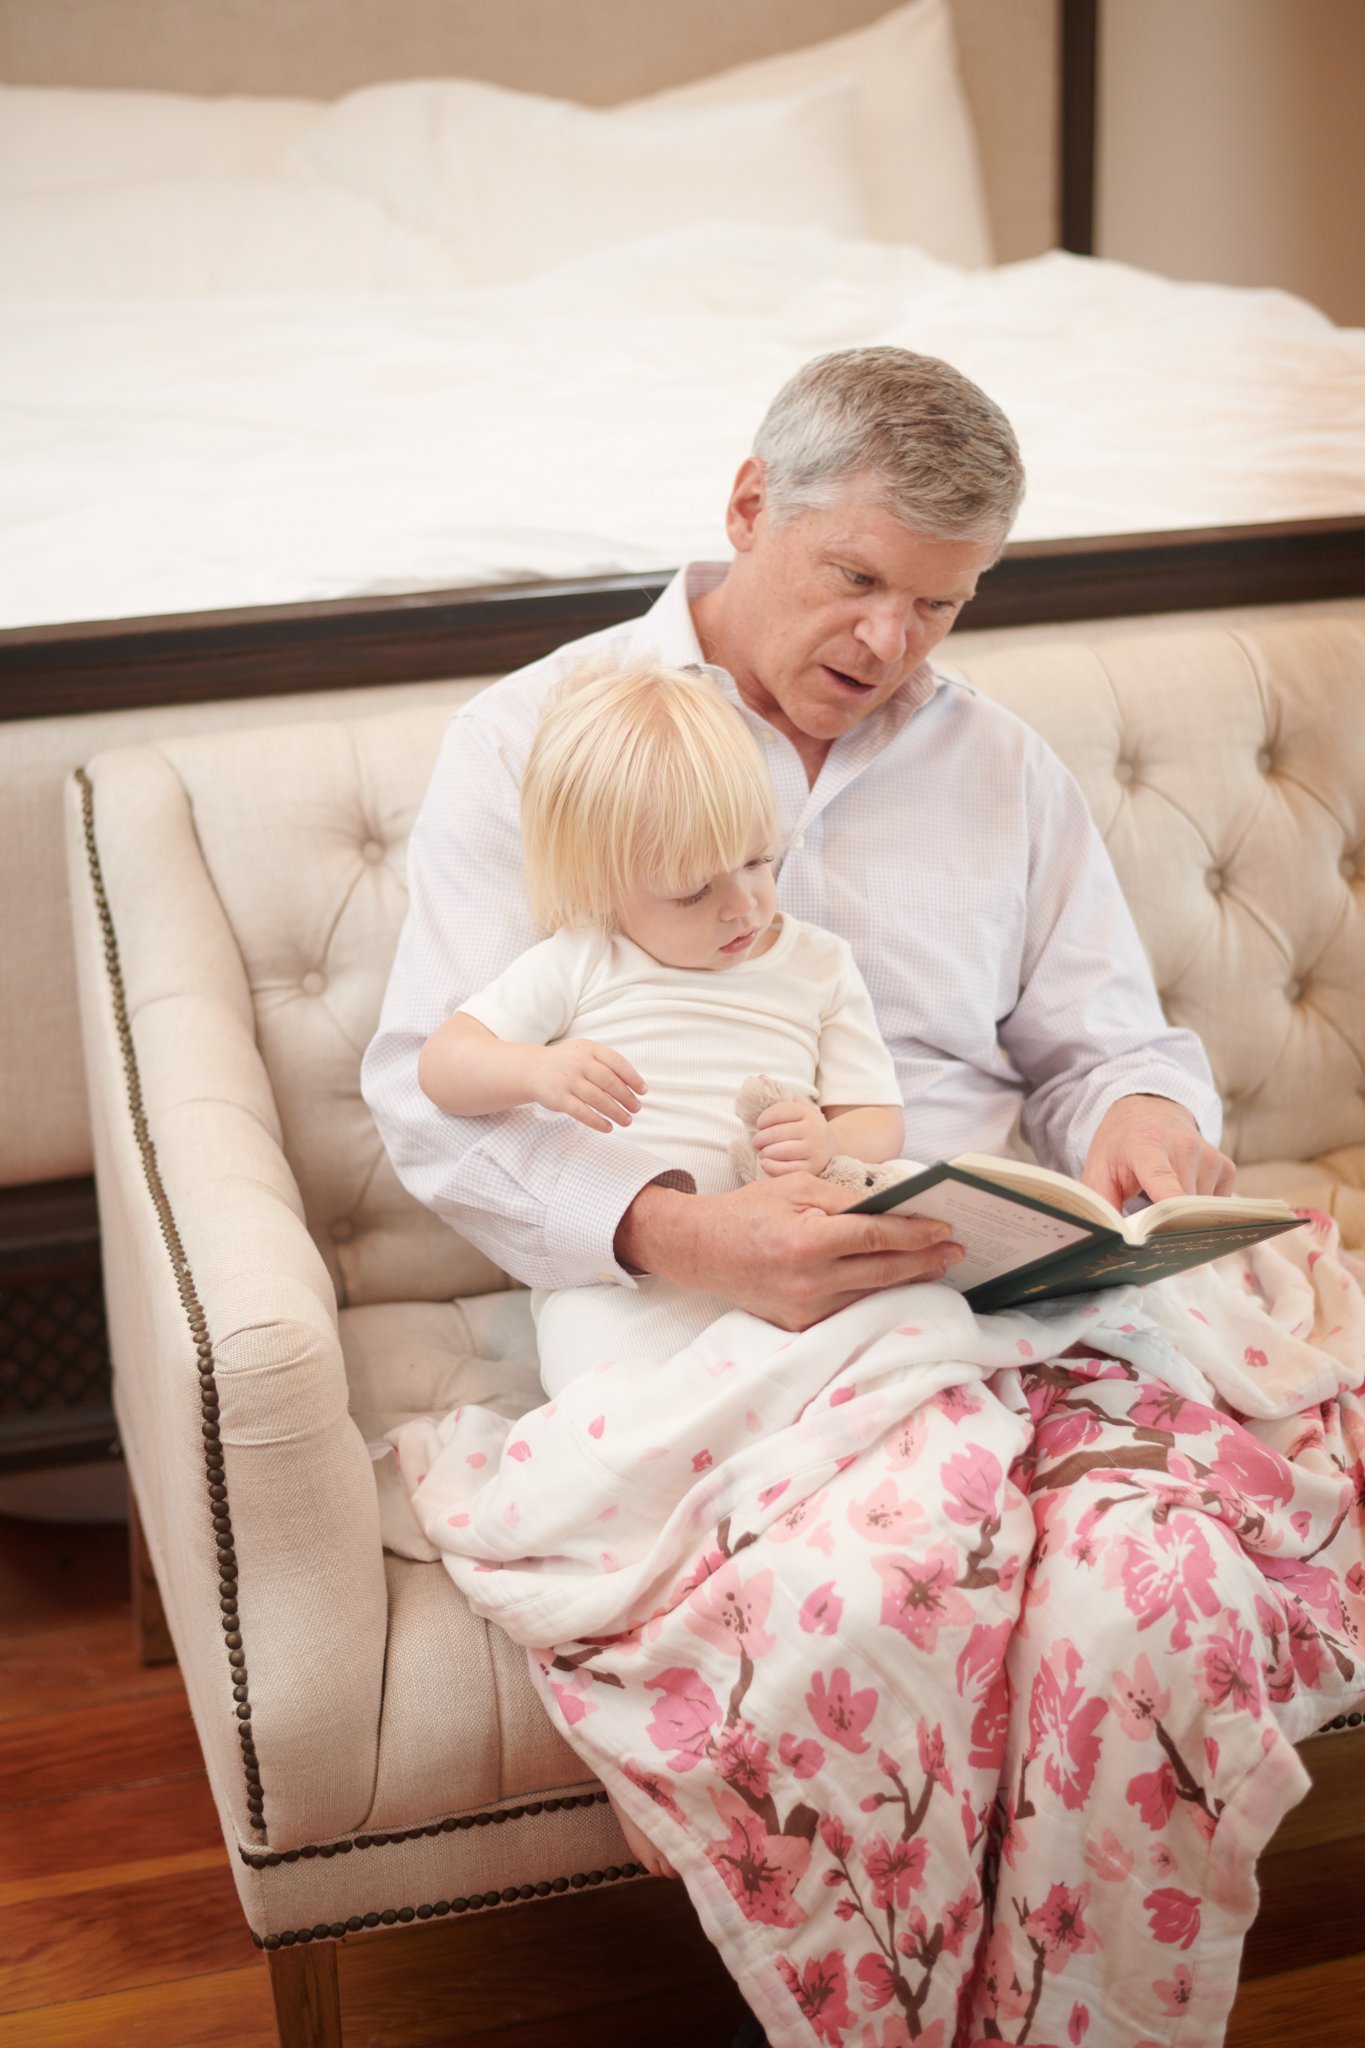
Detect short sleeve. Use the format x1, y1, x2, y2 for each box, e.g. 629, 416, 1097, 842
816, 943, 903, 1108
457, 930, 599, 1047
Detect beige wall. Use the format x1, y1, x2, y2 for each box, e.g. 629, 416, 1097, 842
1097, 0, 1365, 327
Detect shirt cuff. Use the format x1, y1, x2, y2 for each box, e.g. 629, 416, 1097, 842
541, 1142, 696, 1289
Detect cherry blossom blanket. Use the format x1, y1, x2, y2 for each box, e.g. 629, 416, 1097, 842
387, 1213, 1365, 2048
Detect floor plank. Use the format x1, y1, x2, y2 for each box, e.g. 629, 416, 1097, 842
0, 1689, 203, 1809
1226, 1948, 1365, 2047
0, 1963, 277, 2048
0, 1604, 183, 1723
0, 1773, 223, 1888
0, 1861, 255, 2011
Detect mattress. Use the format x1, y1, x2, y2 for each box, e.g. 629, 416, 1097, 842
3, 223, 1363, 632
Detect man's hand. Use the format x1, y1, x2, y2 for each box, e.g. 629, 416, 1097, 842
752, 1096, 832, 1178
1081, 1094, 1235, 1212
615, 1175, 963, 1332
528, 1039, 646, 1133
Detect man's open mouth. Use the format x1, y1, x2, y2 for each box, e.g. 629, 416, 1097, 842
821, 664, 876, 695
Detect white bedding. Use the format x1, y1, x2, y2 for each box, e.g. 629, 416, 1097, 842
3, 222, 1362, 631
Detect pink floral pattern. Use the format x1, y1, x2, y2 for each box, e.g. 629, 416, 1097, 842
395, 1217, 1365, 2046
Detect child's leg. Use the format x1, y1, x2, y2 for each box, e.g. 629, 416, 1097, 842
605, 1787, 678, 1879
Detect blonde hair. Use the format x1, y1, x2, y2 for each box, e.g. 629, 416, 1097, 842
521, 659, 777, 932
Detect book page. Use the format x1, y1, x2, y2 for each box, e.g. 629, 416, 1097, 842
951, 1154, 1123, 1234
887, 1181, 1096, 1293
1131, 1193, 1299, 1239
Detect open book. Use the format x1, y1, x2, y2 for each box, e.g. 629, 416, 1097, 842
846, 1153, 1302, 1313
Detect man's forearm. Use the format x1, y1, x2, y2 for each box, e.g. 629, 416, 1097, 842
613, 1179, 698, 1284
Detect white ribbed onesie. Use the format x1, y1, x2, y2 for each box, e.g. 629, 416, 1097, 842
457, 912, 901, 1393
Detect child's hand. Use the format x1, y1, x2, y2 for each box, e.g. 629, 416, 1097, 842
528, 1039, 646, 1133
753, 1096, 832, 1178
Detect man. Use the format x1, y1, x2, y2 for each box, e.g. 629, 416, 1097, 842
363, 347, 1233, 1326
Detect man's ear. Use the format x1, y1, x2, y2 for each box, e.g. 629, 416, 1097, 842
724, 457, 767, 554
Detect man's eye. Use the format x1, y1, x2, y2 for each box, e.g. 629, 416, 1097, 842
841, 567, 874, 588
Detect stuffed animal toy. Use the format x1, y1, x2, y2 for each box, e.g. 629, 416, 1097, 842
730, 1074, 910, 1195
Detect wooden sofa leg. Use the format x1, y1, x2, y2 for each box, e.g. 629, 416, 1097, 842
127, 1480, 176, 1666
267, 1941, 343, 2048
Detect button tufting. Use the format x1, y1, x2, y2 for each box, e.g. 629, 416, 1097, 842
1114, 760, 1135, 785
361, 840, 385, 865
331, 1219, 355, 1245
1206, 869, 1224, 894
1285, 979, 1303, 1003
1342, 855, 1358, 881
1256, 748, 1274, 774
301, 970, 326, 996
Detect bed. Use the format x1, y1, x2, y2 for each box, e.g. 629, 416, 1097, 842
1, 0, 1364, 1472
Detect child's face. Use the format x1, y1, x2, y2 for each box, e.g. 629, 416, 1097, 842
615, 831, 779, 972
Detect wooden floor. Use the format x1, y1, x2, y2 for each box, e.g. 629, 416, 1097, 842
1, 1511, 1362, 2048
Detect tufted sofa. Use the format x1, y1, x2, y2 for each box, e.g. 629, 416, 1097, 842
65, 614, 1365, 2044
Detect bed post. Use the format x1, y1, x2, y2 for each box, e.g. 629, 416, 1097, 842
1060, 0, 1098, 255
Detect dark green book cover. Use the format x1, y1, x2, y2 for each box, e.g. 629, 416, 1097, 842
846, 1161, 1301, 1314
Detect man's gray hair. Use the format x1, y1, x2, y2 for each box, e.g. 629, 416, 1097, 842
753, 347, 1025, 554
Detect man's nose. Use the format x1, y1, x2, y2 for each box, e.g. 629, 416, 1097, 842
853, 601, 910, 667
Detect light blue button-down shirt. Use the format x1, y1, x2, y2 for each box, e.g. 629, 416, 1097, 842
362, 564, 1219, 1291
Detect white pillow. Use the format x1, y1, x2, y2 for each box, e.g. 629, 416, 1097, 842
630, 0, 994, 268
0, 181, 463, 296
0, 84, 322, 192
291, 76, 870, 284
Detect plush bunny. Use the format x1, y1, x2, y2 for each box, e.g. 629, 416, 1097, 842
730, 1073, 910, 1195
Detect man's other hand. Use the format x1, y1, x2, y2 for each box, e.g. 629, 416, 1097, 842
1081, 1095, 1235, 1212
615, 1174, 964, 1332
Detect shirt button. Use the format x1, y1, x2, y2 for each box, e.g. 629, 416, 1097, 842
791, 834, 805, 850
301, 970, 327, 995
761, 729, 778, 745
597, 1271, 617, 1286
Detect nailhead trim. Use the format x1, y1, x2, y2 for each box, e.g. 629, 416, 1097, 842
1317, 1711, 1365, 1734
237, 1789, 611, 1868
77, 768, 264, 1838
248, 1859, 647, 1948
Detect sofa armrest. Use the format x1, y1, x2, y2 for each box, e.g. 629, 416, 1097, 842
66, 751, 389, 1852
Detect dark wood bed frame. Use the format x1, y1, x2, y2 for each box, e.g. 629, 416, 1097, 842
2, 0, 1363, 1472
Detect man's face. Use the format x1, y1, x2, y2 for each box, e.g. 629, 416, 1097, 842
707, 462, 997, 747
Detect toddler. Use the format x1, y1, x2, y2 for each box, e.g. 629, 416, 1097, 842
418, 658, 906, 1395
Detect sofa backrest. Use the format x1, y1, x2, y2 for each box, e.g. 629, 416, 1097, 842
138, 615, 1363, 1306
954, 616, 1365, 1173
